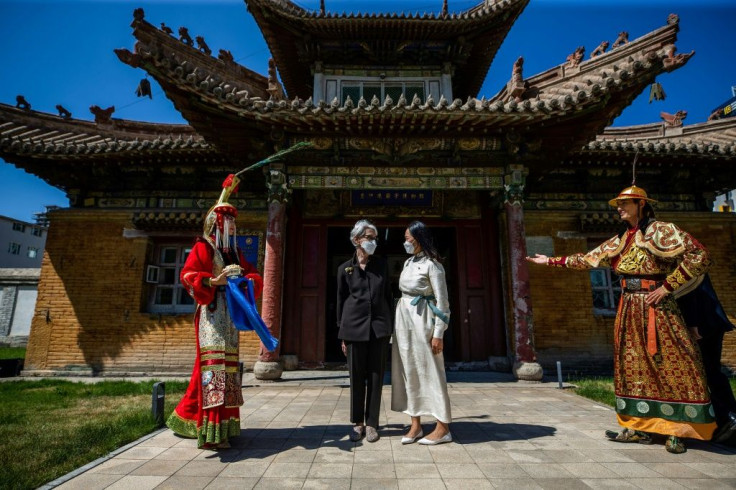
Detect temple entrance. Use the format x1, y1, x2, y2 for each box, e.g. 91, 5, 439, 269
324, 225, 459, 363
281, 208, 507, 366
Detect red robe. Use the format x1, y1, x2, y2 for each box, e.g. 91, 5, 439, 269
166, 238, 262, 448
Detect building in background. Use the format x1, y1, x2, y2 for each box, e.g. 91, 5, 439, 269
0, 215, 46, 268
0, 214, 48, 347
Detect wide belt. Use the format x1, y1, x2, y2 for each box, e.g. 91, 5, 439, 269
621, 278, 662, 356
621, 277, 663, 292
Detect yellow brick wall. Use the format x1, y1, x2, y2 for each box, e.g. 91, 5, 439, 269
523, 210, 736, 373
25, 209, 267, 375
25, 207, 735, 375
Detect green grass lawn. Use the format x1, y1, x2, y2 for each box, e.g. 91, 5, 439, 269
0, 347, 26, 359
0, 379, 187, 489
572, 376, 736, 408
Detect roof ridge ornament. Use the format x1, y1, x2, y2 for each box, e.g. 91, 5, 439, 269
612, 31, 629, 49
590, 40, 609, 59
178, 26, 194, 47
15, 95, 31, 111
56, 105, 72, 119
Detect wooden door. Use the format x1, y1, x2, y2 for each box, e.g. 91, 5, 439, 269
453, 212, 506, 360
282, 212, 328, 364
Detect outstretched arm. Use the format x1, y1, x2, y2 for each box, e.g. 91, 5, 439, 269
526, 254, 549, 265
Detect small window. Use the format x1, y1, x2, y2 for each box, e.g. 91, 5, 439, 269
148, 244, 194, 314
27, 247, 38, 259
340, 81, 428, 105
8, 242, 21, 255
590, 268, 622, 316
12, 223, 26, 233
31, 227, 44, 237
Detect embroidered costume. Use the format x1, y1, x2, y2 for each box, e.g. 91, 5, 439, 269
166, 174, 263, 449
550, 219, 716, 441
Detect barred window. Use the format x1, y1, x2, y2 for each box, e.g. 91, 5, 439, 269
341, 81, 426, 105
12, 223, 25, 233
27, 247, 38, 259
31, 227, 44, 237
8, 242, 21, 255
590, 268, 622, 316
147, 243, 195, 314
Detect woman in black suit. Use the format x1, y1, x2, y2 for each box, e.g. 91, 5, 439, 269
337, 220, 393, 442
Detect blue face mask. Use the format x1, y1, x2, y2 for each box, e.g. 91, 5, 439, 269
403, 241, 415, 254
361, 239, 377, 255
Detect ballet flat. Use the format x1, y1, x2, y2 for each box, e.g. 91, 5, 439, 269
401, 431, 424, 445
418, 433, 452, 445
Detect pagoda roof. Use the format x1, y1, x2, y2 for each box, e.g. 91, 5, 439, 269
584, 117, 736, 159
245, 0, 530, 100
114, 10, 271, 159
0, 103, 209, 158
119, 11, 692, 159
0, 103, 227, 192
533, 117, 736, 199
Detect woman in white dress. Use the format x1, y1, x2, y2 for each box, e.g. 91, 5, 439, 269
391, 221, 452, 445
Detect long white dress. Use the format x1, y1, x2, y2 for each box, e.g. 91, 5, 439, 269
391, 252, 452, 423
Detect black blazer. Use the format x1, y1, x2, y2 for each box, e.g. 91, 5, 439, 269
336, 254, 393, 342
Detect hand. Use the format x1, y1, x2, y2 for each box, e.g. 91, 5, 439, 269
688, 327, 703, 341
211, 271, 229, 286
525, 254, 548, 265
341, 341, 347, 357
645, 285, 669, 306
431, 337, 443, 355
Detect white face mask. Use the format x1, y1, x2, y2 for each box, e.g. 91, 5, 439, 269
403, 241, 415, 254
361, 239, 377, 255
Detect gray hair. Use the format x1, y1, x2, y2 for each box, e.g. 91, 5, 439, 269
349, 219, 377, 246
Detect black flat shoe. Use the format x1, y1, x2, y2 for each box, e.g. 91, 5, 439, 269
713, 412, 736, 443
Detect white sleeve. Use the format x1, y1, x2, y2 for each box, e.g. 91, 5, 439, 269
428, 260, 451, 338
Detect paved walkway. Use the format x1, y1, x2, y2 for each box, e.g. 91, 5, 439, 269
52, 371, 736, 489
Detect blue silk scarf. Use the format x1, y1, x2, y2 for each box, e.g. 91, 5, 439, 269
226, 277, 279, 352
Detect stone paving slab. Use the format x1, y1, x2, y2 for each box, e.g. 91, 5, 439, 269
46, 372, 736, 489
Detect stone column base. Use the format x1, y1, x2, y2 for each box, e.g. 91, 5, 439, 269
253, 360, 283, 380
513, 361, 543, 382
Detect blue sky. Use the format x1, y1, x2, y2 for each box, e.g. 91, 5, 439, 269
1, 0, 734, 222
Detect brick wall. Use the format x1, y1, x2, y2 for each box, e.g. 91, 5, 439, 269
24, 209, 267, 376
523, 210, 736, 374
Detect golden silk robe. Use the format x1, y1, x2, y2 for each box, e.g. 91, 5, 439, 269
551, 221, 716, 440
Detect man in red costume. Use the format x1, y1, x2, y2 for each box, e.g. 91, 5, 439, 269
166, 174, 263, 449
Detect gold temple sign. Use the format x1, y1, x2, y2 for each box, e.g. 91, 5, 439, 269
352, 190, 432, 207
288, 166, 504, 190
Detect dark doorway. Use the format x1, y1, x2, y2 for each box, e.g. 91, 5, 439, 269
325, 224, 459, 363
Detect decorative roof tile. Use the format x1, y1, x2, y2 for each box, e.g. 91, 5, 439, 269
0, 103, 211, 157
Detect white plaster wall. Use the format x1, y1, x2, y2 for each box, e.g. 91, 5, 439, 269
9, 286, 37, 337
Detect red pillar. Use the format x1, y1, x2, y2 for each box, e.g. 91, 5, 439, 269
504, 166, 543, 381
253, 167, 288, 380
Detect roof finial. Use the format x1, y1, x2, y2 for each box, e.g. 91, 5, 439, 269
442, 0, 448, 16
320, 0, 325, 15
631, 150, 639, 186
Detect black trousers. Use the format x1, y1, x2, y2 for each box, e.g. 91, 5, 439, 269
699, 331, 736, 427
346, 334, 390, 428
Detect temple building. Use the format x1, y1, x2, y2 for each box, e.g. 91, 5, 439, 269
1, 0, 734, 379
